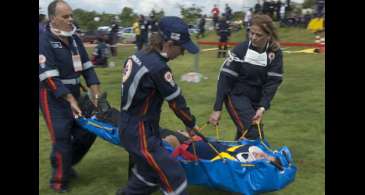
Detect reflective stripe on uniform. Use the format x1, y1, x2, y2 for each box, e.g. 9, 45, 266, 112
39, 69, 60, 81
165, 87, 181, 101
122, 66, 149, 110
61, 78, 80, 85
83, 61, 94, 70
162, 179, 188, 195
267, 72, 283, 77
228, 50, 244, 63
132, 166, 158, 187
221, 68, 238, 77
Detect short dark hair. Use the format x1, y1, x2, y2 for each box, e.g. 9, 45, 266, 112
47, 0, 67, 19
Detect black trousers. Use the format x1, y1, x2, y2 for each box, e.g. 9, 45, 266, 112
224, 95, 264, 140
39, 87, 96, 190
119, 119, 188, 195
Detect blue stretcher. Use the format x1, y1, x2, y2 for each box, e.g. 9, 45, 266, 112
76, 117, 297, 195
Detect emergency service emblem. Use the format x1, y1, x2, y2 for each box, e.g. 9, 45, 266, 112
268, 52, 275, 62
164, 71, 176, 87
122, 59, 133, 83
50, 41, 62, 49
170, 33, 181, 41
39, 54, 46, 68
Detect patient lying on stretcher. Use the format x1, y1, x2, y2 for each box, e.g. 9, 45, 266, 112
160, 129, 283, 169
78, 93, 284, 169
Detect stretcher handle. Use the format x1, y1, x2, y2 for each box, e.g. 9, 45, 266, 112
256, 122, 272, 152
190, 128, 223, 159
199, 121, 222, 140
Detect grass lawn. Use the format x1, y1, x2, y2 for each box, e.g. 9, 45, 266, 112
39, 27, 324, 195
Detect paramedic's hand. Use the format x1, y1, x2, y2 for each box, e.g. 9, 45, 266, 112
186, 125, 199, 137
208, 111, 221, 126
65, 94, 82, 117
252, 107, 265, 124
89, 84, 101, 107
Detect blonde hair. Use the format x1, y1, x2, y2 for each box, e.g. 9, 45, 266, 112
251, 14, 280, 51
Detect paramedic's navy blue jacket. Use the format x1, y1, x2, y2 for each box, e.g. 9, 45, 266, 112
39, 28, 100, 96
119, 50, 195, 195
39, 27, 100, 191
120, 51, 196, 129
214, 41, 283, 139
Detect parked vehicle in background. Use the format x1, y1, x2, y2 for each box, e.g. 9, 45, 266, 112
80, 31, 98, 43
117, 27, 125, 38
119, 27, 136, 43
80, 28, 110, 44
97, 26, 111, 32
230, 20, 243, 32
188, 24, 200, 35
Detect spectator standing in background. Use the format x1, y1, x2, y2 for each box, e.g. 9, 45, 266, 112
276, 0, 282, 21
262, 0, 270, 15
109, 17, 119, 57
225, 3, 233, 21
132, 15, 142, 51
254, 0, 262, 14
244, 8, 253, 40
211, 4, 220, 28
139, 15, 149, 50
196, 14, 206, 39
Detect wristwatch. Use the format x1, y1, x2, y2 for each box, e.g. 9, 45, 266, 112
258, 107, 265, 112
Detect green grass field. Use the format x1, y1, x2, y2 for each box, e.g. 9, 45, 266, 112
39, 27, 325, 195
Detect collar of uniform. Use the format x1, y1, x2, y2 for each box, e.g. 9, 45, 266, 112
157, 51, 170, 62
46, 29, 75, 50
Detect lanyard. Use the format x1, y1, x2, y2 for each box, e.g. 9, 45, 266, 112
72, 38, 80, 55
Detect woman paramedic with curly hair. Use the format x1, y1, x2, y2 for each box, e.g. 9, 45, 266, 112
209, 14, 284, 140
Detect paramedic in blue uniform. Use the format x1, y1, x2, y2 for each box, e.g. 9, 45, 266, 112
217, 15, 231, 58
209, 14, 283, 140
116, 16, 200, 195
139, 15, 149, 50
39, 0, 101, 192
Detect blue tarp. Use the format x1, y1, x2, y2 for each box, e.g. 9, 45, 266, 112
76, 117, 296, 195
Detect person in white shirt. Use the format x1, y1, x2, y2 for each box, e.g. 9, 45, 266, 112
244, 8, 253, 40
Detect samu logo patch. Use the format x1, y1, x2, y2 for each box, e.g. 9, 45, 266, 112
50, 41, 62, 49
164, 71, 176, 87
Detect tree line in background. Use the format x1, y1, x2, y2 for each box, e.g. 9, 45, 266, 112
71, 7, 165, 31
41, 4, 244, 32
41, 0, 316, 32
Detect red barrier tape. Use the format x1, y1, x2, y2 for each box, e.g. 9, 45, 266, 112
197, 41, 325, 48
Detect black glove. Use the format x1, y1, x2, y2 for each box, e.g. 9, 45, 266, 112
78, 93, 97, 118
96, 92, 111, 113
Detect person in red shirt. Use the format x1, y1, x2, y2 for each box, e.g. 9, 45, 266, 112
211, 4, 220, 28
